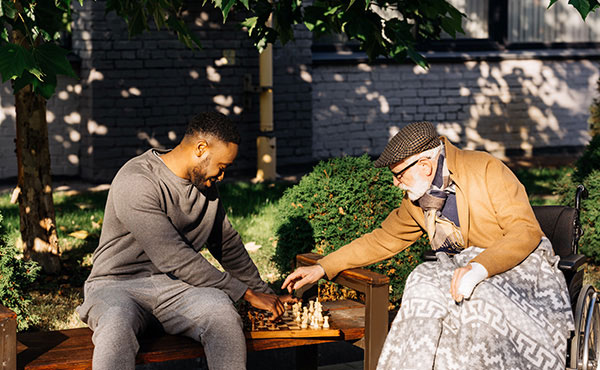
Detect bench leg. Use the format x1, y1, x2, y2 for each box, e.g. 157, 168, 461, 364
0, 315, 16, 370
364, 284, 388, 370
296, 344, 318, 370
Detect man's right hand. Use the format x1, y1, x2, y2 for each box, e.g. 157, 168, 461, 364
281, 264, 326, 293
243, 289, 285, 319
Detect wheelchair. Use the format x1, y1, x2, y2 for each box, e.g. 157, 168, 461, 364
534, 185, 597, 370
424, 185, 596, 369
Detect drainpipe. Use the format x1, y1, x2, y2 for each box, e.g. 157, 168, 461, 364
256, 15, 276, 182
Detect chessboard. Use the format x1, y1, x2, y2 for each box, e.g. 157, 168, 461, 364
242, 300, 341, 339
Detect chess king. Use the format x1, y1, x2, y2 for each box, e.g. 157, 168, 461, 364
76, 112, 294, 370
282, 121, 574, 369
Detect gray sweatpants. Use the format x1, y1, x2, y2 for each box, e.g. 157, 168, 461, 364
76, 274, 246, 370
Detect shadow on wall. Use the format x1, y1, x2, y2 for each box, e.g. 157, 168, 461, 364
0, 0, 313, 183
458, 59, 597, 157
311, 58, 598, 160
0, 77, 82, 181
70, 0, 312, 182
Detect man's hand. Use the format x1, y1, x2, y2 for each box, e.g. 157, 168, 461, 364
244, 289, 285, 319
450, 262, 488, 303
281, 265, 325, 293
450, 264, 472, 303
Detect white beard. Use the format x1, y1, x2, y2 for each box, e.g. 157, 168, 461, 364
400, 173, 432, 201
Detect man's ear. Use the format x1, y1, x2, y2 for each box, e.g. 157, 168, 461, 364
194, 139, 209, 158
422, 157, 435, 177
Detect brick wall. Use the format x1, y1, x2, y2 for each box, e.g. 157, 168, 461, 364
0, 77, 81, 180
312, 58, 598, 160
71, 0, 313, 182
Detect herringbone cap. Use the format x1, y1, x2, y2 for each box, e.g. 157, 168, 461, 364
373, 121, 440, 168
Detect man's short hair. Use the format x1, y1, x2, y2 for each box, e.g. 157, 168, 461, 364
185, 112, 241, 145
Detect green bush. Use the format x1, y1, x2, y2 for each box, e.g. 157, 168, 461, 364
573, 135, 600, 182
273, 154, 429, 306
555, 135, 600, 263
0, 212, 40, 331
589, 79, 600, 136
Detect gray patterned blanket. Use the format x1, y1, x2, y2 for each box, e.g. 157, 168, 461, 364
377, 238, 574, 370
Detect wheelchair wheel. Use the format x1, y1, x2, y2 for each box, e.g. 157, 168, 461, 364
571, 284, 600, 370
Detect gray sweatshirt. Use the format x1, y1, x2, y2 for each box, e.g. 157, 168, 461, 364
87, 149, 271, 301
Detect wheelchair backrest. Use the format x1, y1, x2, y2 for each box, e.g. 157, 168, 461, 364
531, 205, 578, 258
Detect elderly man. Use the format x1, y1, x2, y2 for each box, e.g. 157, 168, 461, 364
283, 121, 574, 369
77, 112, 291, 370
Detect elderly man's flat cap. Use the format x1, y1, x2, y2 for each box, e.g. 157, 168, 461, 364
373, 121, 441, 168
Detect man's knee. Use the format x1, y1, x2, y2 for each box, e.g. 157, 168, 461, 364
203, 301, 243, 334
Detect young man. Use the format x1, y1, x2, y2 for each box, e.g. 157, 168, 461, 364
77, 112, 289, 370
283, 121, 574, 369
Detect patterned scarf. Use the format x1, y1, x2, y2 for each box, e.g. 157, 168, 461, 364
417, 148, 465, 254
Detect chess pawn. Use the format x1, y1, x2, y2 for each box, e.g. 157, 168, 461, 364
301, 318, 308, 329
323, 316, 330, 329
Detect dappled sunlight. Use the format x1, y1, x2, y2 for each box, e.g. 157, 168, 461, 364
461, 59, 598, 156
137, 131, 162, 149
313, 57, 597, 161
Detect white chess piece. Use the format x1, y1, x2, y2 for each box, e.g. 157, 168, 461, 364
323, 316, 330, 329
301, 318, 308, 329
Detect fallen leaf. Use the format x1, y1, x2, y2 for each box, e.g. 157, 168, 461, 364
69, 230, 89, 240
244, 242, 262, 252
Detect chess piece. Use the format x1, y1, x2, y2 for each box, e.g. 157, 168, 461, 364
301, 318, 308, 329
309, 300, 314, 313
323, 316, 330, 329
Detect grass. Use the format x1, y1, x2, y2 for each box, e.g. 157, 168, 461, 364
0, 165, 581, 331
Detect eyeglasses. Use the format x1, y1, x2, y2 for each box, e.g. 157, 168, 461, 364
391, 159, 419, 181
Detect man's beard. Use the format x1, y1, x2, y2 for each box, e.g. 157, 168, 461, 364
190, 157, 217, 190
400, 173, 432, 201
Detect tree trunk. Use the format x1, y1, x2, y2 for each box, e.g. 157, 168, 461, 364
14, 82, 61, 275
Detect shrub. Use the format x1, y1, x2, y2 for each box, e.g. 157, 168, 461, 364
0, 212, 40, 331
273, 154, 429, 306
573, 135, 600, 182
589, 79, 600, 136
555, 135, 600, 263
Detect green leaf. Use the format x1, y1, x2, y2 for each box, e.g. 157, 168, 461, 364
0, 28, 8, 43
240, 0, 249, 10
0, 44, 36, 83
33, 43, 77, 78
407, 48, 428, 69
1, 0, 18, 19
241, 16, 258, 35
569, 0, 593, 19
548, 0, 560, 9
215, 0, 238, 21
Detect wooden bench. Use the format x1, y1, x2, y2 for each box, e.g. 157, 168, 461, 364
0, 253, 389, 370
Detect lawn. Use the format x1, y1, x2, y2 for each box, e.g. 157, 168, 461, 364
0, 165, 576, 331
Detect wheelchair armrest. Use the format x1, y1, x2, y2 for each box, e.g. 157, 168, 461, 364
558, 254, 587, 271
423, 250, 436, 262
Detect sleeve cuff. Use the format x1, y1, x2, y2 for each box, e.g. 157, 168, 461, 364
225, 278, 249, 302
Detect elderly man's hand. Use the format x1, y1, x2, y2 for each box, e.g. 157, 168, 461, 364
281, 265, 325, 293
450, 264, 472, 303
450, 262, 489, 303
